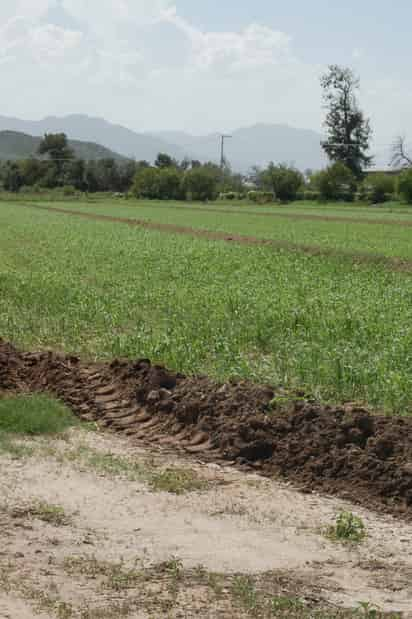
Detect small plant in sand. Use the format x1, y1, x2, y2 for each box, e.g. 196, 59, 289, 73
11, 502, 70, 527
149, 467, 209, 495
327, 511, 366, 544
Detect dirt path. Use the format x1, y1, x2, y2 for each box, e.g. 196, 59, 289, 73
1, 428, 411, 617
18, 202, 412, 273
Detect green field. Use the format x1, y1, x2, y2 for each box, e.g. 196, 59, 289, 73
32, 198, 412, 261
3, 199, 412, 415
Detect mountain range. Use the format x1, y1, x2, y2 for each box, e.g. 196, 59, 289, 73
0, 114, 327, 171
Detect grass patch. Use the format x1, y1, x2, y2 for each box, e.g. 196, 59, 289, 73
63, 556, 144, 591
68, 447, 148, 481
11, 502, 71, 527
326, 511, 367, 545
0, 395, 78, 436
65, 445, 209, 494
0, 433, 35, 459
149, 467, 209, 495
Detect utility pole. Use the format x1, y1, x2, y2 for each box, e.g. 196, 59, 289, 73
220, 134, 232, 169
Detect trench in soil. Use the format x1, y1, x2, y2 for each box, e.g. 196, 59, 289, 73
1, 339, 412, 519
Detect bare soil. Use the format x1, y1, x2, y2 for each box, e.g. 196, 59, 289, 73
1, 339, 412, 520
1, 428, 412, 617
19, 203, 412, 273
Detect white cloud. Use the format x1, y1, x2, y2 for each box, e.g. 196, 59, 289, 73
0, 0, 409, 146
164, 9, 293, 73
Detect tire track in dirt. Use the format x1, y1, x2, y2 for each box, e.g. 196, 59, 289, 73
18, 202, 412, 273
1, 339, 412, 519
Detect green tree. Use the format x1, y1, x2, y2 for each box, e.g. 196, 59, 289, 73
64, 159, 86, 190
261, 163, 303, 202
38, 133, 73, 166
132, 167, 161, 199
183, 165, 220, 201
95, 158, 120, 191
398, 169, 412, 204
155, 153, 178, 169
363, 173, 395, 204
85, 161, 99, 192
317, 162, 357, 201
19, 158, 44, 186
38, 133, 74, 186
321, 65, 372, 178
2, 162, 23, 192
118, 160, 137, 192
157, 167, 183, 199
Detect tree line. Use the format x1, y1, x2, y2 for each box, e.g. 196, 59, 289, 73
1, 64, 412, 203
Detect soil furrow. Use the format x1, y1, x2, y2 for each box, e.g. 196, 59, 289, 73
1, 339, 412, 519
87, 199, 412, 228
18, 202, 412, 273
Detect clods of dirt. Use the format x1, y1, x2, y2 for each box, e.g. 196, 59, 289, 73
1, 338, 412, 517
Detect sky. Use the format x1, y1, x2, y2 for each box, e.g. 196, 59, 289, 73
0, 0, 411, 158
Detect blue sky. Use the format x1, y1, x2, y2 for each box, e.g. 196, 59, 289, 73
0, 0, 410, 161
177, 0, 410, 77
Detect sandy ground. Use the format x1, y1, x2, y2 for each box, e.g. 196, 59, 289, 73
0, 428, 410, 618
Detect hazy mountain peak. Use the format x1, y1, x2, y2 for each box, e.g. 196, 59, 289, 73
0, 114, 327, 171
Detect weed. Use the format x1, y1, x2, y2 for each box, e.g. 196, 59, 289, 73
269, 595, 306, 612
160, 556, 184, 580
232, 575, 259, 612
12, 502, 70, 527
149, 467, 209, 495
63, 556, 143, 591
73, 447, 147, 481
327, 511, 366, 544
0, 434, 34, 459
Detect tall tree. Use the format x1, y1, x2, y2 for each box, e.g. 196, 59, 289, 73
38, 133, 74, 185
155, 153, 178, 169
321, 65, 372, 178
38, 133, 74, 165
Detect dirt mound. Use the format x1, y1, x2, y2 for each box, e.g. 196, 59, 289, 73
1, 339, 412, 517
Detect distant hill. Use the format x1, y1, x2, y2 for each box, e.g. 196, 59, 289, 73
152, 124, 328, 172
0, 130, 125, 161
0, 115, 187, 163
0, 114, 328, 171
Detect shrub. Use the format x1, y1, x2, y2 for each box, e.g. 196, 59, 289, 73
262, 164, 304, 202
398, 169, 412, 204
183, 166, 220, 201
132, 167, 184, 200
317, 162, 357, 201
362, 174, 396, 203
247, 190, 274, 204
303, 190, 320, 201
220, 191, 238, 200
132, 167, 159, 199
62, 185, 76, 197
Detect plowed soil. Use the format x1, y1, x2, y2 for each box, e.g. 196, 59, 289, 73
1, 339, 412, 518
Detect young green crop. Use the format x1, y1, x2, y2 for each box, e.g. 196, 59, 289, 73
2, 202, 412, 414
42, 198, 412, 261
